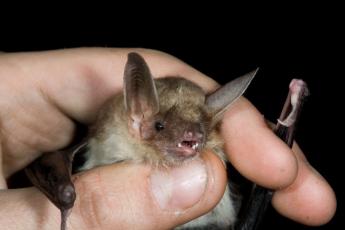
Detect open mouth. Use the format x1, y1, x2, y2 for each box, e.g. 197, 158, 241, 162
164, 131, 204, 159
177, 140, 199, 150
171, 139, 202, 158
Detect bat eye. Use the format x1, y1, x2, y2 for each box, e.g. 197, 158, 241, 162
155, 121, 165, 131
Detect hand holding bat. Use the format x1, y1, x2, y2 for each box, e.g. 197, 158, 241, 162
0, 48, 336, 229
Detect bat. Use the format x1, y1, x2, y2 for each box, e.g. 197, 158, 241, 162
25, 52, 308, 230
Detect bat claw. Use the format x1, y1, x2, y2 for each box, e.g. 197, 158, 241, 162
277, 118, 295, 127
277, 79, 309, 131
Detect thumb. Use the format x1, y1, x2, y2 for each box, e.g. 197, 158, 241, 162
0, 151, 227, 230
71, 151, 227, 229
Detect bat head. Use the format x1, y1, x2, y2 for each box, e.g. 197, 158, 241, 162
124, 52, 257, 165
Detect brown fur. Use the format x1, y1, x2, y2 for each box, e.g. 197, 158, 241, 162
82, 77, 224, 169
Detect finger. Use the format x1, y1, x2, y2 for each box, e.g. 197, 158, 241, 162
272, 143, 337, 225
3, 48, 217, 124
221, 98, 336, 225
0, 150, 227, 230
222, 97, 298, 189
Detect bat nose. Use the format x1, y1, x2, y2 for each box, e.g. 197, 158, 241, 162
184, 130, 203, 142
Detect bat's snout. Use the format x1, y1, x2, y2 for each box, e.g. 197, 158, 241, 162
169, 130, 204, 158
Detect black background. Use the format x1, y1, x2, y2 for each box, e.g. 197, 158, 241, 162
0, 8, 342, 229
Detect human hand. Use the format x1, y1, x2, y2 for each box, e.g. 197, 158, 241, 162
0, 48, 336, 229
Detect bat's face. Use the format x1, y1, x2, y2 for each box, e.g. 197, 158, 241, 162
145, 78, 210, 165
124, 52, 256, 166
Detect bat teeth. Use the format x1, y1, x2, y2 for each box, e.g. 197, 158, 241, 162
177, 142, 199, 150
192, 143, 198, 150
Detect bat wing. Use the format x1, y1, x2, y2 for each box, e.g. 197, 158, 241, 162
25, 141, 87, 230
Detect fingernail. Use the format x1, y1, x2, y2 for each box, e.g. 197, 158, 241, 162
150, 160, 207, 212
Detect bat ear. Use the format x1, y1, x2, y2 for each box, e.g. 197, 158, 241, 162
124, 52, 159, 138
206, 68, 258, 125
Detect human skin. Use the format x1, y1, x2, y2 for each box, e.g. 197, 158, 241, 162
0, 48, 336, 229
